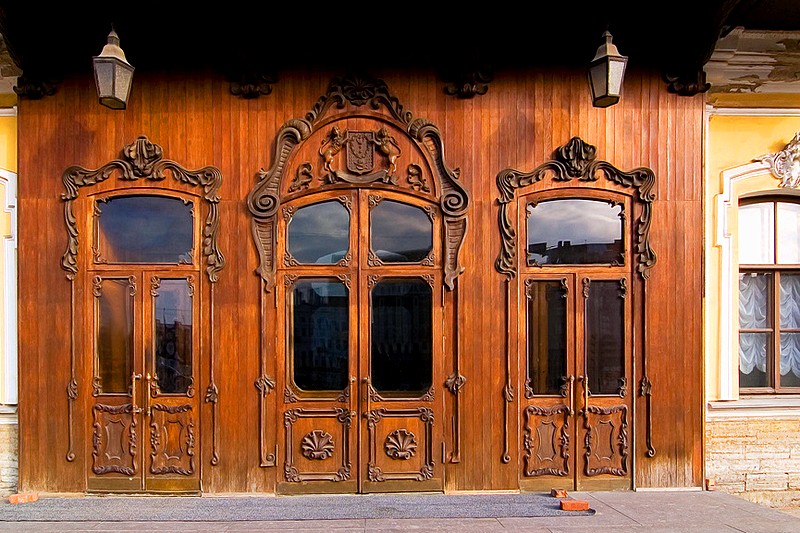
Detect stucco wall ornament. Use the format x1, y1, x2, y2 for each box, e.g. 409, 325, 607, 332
755, 131, 800, 189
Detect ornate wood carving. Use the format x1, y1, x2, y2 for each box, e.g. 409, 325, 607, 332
301, 430, 335, 460
663, 70, 710, 97
149, 403, 195, 476
61, 135, 225, 283
228, 71, 277, 99
502, 283, 514, 464
583, 404, 628, 477
365, 408, 434, 482
247, 74, 469, 292
319, 127, 402, 185
495, 136, 656, 281
407, 164, 430, 192
443, 68, 493, 99
283, 408, 352, 482
385, 429, 417, 460
523, 404, 570, 477
255, 373, 276, 466
92, 403, 137, 475
13, 74, 58, 100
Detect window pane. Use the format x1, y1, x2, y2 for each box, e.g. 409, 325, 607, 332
740, 273, 771, 329
292, 279, 349, 391
370, 200, 433, 263
97, 196, 193, 263
739, 332, 769, 388
96, 278, 133, 394
777, 203, 800, 264
739, 203, 774, 264
527, 199, 623, 265
287, 201, 350, 264
585, 280, 624, 395
780, 333, 800, 387
371, 279, 432, 394
527, 280, 567, 395
154, 279, 193, 394
780, 273, 800, 329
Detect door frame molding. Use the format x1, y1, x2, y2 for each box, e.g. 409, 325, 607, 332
59, 135, 224, 485
494, 136, 657, 486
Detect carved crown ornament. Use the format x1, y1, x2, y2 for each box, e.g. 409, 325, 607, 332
247, 73, 470, 291
60, 135, 225, 282
494, 136, 657, 280
755, 131, 800, 189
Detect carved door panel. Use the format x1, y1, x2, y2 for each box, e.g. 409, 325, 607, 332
87, 271, 200, 493
277, 190, 444, 493
520, 274, 632, 491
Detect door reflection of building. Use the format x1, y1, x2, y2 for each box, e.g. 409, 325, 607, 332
528, 239, 623, 264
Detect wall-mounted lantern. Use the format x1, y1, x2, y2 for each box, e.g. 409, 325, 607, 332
93, 28, 134, 110
588, 30, 627, 108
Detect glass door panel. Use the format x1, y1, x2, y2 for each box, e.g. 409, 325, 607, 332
585, 280, 625, 396
370, 278, 432, 395
152, 278, 194, 395
291, 278, 350, 392
95, 276, 135, 394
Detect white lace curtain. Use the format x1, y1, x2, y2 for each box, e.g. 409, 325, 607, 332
739, 273, 800, 377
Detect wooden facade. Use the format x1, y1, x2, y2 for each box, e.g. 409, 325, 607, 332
16, 66, 703, 494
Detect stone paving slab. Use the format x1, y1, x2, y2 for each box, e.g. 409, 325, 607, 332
0, 490, 797, 532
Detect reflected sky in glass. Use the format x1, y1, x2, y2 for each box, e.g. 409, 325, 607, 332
527, 199, 622, 264
97, 195, 193, 263
287, 201, 350, 263
371, 200, 432, 263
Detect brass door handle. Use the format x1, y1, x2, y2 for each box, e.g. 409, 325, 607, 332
576, 375, 587, 415
144, 372, 152, 416
131, 373, 142, 415
566, 375, 575, 416
362, 377, 371, 415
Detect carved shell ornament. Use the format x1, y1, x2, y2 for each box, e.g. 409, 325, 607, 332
301, 430, 335, 460
756, 130, 800, 189
384, 429, 418, 460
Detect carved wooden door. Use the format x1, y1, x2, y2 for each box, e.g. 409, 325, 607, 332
518, 195, 634, 492
87, 271, 200, 493
85, 192, 203, 493
277, 189, 444, 493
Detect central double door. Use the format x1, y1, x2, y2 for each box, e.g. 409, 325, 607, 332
276, 190, 444, 493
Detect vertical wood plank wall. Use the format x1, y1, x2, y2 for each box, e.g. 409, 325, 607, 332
17, 66, 703, 492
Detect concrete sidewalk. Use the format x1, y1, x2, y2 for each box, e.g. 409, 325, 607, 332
1, 489, 798, 532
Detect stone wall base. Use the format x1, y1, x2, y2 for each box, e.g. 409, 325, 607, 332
0, 412, 17, 497
706, 415, 800, 509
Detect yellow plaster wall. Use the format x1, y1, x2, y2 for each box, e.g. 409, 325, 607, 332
0, 109, 12, 404
705, 110, 800, 401
0, 115, 16, 174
